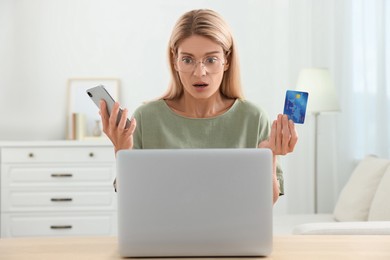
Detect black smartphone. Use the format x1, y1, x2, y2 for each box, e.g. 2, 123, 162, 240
86, 85, 131, 128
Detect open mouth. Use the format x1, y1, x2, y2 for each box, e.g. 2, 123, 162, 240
193, 82, 209, 88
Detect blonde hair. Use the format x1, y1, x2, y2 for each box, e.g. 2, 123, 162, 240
162, 9, 244, 100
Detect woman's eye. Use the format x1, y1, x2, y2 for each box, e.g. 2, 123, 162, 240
182, 57, 193, 64
205, 57, 218, 64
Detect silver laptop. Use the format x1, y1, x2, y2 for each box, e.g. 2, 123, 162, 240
116, 148, 273, 257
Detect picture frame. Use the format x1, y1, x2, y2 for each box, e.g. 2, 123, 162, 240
67, 78, 120, 140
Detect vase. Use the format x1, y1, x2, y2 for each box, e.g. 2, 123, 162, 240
92, 120, 102, 137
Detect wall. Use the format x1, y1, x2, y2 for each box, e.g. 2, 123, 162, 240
0, 0, 339, 214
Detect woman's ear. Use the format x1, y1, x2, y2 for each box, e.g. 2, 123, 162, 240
172, 50, 179, 71
223, 50, 231, 71
224, 62, 230, 71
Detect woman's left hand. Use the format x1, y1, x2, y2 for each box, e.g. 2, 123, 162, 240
259, 114, 298, 155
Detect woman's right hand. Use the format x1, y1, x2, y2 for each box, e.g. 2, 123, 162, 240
99, 100, 137, 154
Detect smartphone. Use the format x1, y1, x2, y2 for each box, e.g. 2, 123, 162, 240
283, 90, 309, 124
86, 85, 131, 129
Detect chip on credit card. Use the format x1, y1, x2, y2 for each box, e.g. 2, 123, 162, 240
283, 90, 309, 124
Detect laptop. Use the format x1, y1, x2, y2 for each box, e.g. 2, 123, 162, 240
116, 148, 273, 257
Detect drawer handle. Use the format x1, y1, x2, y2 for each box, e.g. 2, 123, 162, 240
51, 198, 73, 202
28, 153, 34, 158
89, 152, 94, 157
51, 173, 73, 178
50, 225, 72, 230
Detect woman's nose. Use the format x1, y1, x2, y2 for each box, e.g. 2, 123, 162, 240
193, 61, 207, 77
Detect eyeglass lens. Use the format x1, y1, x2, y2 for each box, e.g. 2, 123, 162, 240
177, 57, 224, 73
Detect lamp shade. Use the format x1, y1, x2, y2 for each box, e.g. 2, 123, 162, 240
296, 68, 340, 113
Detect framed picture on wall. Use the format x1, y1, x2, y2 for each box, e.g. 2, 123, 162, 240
67, 78, 120, 140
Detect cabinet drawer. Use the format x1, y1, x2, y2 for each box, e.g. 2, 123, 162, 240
3, 164, 115, 186
2, 188, 116, 211
1, 212, 117, 237
1, 147, 115, 163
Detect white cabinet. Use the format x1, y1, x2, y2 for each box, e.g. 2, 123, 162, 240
0, 141, 117, 237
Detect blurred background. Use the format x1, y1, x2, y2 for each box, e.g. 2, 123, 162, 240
0, 0, 389, 215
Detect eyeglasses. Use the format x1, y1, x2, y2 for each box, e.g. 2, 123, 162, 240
176, 56, 225, 74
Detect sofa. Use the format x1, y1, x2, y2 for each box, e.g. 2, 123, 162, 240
273, 155, 390, 235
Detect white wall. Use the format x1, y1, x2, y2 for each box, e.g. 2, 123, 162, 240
0, 0, 340, 214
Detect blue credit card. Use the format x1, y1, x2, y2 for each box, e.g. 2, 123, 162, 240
283, 90, 309, 124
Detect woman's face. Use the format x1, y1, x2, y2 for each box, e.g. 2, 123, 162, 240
175, 35, 228, 100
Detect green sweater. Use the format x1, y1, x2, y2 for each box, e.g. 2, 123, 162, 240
132, 99, 284, 194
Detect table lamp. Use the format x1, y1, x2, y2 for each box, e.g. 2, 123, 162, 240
296, 68, 340, 213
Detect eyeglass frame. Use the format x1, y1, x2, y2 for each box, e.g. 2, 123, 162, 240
175, 55, 227, 74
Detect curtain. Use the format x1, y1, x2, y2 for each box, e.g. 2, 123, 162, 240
335, 0, 390, 189
351, 0, 390, 158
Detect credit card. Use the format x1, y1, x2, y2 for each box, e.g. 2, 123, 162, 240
283, 90, 309, 124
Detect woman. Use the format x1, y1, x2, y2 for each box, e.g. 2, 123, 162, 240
100, 9, 298, 203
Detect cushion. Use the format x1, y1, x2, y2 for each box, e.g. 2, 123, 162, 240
368, 166, 390, 220
333, 155, 390, 221
292, 221, 390, 235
